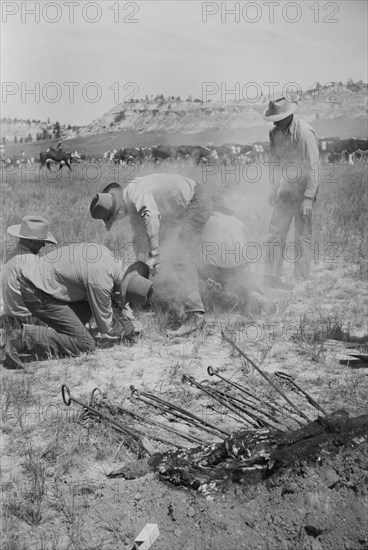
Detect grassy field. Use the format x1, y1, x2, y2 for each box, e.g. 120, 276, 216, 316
1, 156, 367, 274
1, 157, 368, 550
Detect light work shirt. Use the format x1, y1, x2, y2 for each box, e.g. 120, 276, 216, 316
122, 173, 197, 252
21, 243, 122, 335
2, 243, 40, 317
269, 116, 320, 199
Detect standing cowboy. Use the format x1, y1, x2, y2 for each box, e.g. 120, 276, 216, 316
90, 173, 213, 336
5, 244, 152, 370
263, 97, 320, 288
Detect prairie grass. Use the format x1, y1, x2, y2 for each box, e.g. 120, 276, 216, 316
3, 440, 46, 526
2, 160, 366, 279
313, 164, 368, 278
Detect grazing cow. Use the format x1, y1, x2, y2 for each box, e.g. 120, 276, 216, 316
349, 138, 368, 162
328, 150, 348, 164
175, 145, 197, 161
150, 145, 172, 164
252, 142, 265, 163
192, 145, 218, 165
319, 138, 354, 164
215, 145, 238, 165
355, 149, 368, 162
318, 137, 341, 162
113, 147, 143, 165
39, 149, 80, 171
103, 150, 114, 162
323, 138, 368, 164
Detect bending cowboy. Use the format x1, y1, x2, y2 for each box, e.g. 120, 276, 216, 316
90, 173, 213, 336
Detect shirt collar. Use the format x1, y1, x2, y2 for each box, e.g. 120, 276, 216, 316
288, 115, 298, 135
274, 115, 298, 139
18, 242, 36, 254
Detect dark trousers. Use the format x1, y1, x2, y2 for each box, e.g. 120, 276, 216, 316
173, 183, 213, 313
264, 196, 313, 282
20, 277, 95, 357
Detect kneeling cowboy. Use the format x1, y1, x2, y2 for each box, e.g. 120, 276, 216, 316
5, 243, 152, 370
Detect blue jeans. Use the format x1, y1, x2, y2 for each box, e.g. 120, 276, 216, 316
20, 277, 95, 357
174, 182, 213, 313
264, 195, 313, 282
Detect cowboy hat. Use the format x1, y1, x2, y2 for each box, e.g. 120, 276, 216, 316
7, 216, 57, 245
121, 261, 153, 306
263, 97, 298, 122
90, 182, 123, 231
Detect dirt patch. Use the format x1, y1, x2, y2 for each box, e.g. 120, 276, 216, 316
1, 261, 368, 550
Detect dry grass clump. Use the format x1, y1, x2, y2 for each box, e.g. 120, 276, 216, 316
314, 164, 368, 278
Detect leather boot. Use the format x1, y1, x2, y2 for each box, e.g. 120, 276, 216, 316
4, 325, 24, 370
167, 312, 206, 338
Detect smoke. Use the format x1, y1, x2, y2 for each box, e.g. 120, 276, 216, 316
109, 153, 275, 318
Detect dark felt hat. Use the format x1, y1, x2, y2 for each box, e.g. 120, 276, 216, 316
90, 182, 123, 230
121, 261, 153, 305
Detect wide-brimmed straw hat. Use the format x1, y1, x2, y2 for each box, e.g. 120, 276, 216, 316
90, 182, 123, 231
263, 97, 298, 122
121, 261, 153, 305
7, 216, 57, 245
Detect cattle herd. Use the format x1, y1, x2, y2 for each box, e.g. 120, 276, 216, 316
1, 137, 367, 170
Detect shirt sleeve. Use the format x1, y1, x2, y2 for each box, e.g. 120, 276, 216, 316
86, 283, 123, 336
132, 192, 161, 252
269, 128, 277, 160
297, 124, 320, 199
269, 128, 282, 191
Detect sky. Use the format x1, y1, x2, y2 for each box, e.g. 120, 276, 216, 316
1, 0, 367, 125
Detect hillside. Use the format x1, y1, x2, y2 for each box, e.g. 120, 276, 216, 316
0, 119, 80, 144
1, 85, 367, 156
82, 87, 368, 137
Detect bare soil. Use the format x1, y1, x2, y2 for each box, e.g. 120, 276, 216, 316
1, 260, 368, 550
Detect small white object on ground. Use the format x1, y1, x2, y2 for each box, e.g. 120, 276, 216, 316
134, 523, 160, 550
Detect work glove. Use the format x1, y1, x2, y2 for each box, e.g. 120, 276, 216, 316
301, 197, 314, 216
112, 311, 140, 341
147, 250, 160, 275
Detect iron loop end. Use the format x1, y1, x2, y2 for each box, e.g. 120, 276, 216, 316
89, 387, 102, 406
61, 385, 71, 406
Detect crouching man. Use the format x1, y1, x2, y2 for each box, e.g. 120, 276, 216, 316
90, 174, 213, 336
5, 243, 152, 370
200, 208, 276, 315
2, 215, 58, 368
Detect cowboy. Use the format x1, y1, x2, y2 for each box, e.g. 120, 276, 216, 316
199, 208, 276, 315
2, 216, 58, 319
2, 216, 58, 344
90, 173, 213, 336
5, 244, 152, 370
2, 216, 57, 368
262, 97, 320, 288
